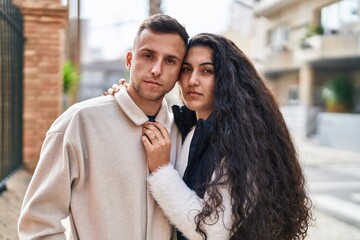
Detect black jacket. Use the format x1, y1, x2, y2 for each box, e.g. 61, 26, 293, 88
173, 105, 217, 240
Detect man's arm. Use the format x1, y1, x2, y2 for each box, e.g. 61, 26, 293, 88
18, 131, 78, 239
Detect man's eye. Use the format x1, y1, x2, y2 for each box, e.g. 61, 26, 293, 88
167, 58, 176, 65
144, 53, 153, 59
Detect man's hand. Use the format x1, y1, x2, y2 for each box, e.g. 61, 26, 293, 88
102, 78, 128, 96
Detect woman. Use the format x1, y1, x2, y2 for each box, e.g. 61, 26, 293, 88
141, 33, 312, 240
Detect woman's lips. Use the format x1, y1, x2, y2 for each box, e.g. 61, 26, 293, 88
187, 90, 201, 97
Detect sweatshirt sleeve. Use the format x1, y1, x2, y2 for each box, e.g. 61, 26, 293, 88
18, 131, 78, 240
147, 164, 233, 240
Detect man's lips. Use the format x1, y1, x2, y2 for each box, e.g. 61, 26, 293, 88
144, 80, 161, 86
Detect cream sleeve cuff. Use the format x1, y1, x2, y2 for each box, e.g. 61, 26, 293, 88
147, 164, 232, 240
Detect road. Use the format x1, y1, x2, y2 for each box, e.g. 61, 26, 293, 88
306, 163, 360, 227
305, 163, 360, 240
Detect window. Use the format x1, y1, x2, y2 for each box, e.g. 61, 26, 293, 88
321, 0, 360, 34
268, 25, 289, 51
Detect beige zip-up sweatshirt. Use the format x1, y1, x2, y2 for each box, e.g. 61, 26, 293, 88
18, 87, 181, 240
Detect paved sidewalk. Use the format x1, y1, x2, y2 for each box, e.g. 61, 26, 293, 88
307, 209, 360, 240
295, 137, 360, 240
0, 137, 360, 239
0, 169, 31, 240
295, 136, 360, 166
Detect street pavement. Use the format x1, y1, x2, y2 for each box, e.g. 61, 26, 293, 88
306, 164, 360, 227
0, 136, 360, 240
0, 169, 31, 240
296, 137, 360, 240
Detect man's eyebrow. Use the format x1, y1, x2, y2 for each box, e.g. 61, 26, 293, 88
167, 54, 182, 62
139, 48, 182, 62
139, 48, 154, 53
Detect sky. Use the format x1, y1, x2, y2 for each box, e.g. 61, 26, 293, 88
75, 0, 233, 60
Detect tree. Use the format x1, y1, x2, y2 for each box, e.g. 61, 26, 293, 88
149, 0, 161, 15
62, 60, 80, 109
322, 76, 354, 113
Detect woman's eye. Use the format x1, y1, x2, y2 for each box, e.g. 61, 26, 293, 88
181, 67, 192, 72
203, 69, 213, 74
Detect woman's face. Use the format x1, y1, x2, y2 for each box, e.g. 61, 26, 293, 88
179, 46, 215, 120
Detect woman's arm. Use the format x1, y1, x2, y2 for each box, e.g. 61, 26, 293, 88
148, 165, 233, 240
142, 122, 233, 239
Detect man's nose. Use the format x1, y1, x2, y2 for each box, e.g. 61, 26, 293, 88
151, 60, 162, 78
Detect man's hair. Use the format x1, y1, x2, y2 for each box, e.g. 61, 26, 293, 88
133, 13, 189, 48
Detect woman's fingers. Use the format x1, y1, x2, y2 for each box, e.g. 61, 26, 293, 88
151, 122, 170, 142
141, 122, 171, 173
141, 134, 153, 150
102, 88, 114, 96
102, 78, 128, 96
118, 78, 130, 89
143, 123, 164, 143
118, 78, 126, 85
142, 126, 163, 145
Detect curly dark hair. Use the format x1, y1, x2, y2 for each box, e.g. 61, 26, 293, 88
187, 33, 312, 240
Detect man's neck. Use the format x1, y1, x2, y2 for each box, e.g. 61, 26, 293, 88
127, 87, 163, 116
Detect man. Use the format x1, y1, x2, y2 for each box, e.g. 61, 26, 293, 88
18, 13, 189, 239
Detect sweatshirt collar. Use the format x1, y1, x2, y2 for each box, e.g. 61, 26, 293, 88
114, 87, 172, 132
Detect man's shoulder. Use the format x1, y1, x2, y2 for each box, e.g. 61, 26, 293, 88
71, 95, 120, 113
48, 96, 117, 133
72, 95, 115, 110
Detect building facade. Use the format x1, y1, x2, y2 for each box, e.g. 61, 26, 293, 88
17, 0, 68, 171
253, 0, 360, 151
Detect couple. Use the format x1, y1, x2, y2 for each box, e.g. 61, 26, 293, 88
18, 13, 311, 239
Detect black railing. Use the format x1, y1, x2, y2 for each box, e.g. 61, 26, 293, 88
0, 0, 24, 193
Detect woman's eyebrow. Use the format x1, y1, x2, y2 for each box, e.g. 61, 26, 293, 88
199, 62, 213, 66
182, 61, 213, 66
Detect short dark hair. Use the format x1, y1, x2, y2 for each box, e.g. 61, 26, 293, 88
134, 13, 189, 48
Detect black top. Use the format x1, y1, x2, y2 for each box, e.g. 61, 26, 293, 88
173, 105, 217, 240
147, 115, 157, 122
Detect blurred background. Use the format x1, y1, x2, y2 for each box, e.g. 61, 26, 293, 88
1, 0, 360, 239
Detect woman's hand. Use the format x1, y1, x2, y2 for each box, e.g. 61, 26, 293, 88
102, 78, 129, 96
142, 122, 171, 173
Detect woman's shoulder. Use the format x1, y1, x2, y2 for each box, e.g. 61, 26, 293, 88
171, 105, 197, 141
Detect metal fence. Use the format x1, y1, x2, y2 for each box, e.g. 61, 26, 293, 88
0, 0, 24, 193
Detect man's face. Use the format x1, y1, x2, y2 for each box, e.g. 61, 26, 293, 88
126, 29, 186, 103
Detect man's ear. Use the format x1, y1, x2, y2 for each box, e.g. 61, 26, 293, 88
125, 51, 132, 70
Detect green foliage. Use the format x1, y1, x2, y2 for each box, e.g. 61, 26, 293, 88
62, 60, 80, 94
322, 76, 354, 113
300, 24, 324, 48
305, 24, 324, 38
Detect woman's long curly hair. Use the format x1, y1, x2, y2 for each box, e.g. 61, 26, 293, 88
188, 33, 312, 240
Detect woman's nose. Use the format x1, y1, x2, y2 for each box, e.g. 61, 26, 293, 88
188, 72, 199, 86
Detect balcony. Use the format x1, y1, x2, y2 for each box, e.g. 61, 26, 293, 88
261, 46, 298, 73
294, 34, 360, 62
254, 0, 297, 17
